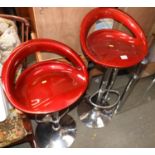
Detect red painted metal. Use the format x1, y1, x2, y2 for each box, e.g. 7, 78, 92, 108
2, 39, 88, 114
80, 8, 148, 68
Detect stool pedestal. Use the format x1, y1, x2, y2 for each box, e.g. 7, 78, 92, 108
78, 98, 111, 128
35, 113, 76, 148
78, 69, 120, 128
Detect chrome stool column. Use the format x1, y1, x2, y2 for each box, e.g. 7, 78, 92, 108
78, 68, 120, 128
78, 8, 148, 128
35, 110, 76, 148
115, 58, 148, 114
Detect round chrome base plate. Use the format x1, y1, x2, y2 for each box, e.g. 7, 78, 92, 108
35, 114, 76, 148
77, 98, 112, 128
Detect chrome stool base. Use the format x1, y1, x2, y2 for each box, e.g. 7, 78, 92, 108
78, 98, 112, 128
35, 114, 76, 148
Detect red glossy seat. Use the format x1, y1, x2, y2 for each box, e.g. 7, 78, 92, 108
2, 39, 88, 114
80, 8, 148, 68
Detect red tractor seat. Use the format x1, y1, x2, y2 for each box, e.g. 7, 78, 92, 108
2, 39, 88, 114
87, 29, 146, 68
80, 8, 147, 68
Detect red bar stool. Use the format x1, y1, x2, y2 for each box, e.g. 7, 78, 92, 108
78, 8, 148, 128
1, 39, 88, 147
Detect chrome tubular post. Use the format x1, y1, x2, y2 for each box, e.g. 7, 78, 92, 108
35, 111, 76, 148
102, 68, 119, 103
115, 59, 148, 114
96, 68, 113, 105
144, 76, 155, 95
114, 74, 138, 114
95, 68, 119, 107
51, 112, 61, 131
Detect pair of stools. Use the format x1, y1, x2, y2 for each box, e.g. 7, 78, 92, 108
1, 8, 147, 148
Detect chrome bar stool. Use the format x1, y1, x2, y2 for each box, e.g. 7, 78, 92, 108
2, 39, 88, 147
78, 8, 148, 128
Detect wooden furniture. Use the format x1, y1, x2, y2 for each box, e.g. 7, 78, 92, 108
16, 7, 155, 50
16, 7, 93, 64
16, 7, 155, 77
118, 7, 155, 44
31, 8, 93, 61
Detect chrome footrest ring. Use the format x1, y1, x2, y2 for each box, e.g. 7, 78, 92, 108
89, 89, 120, 109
